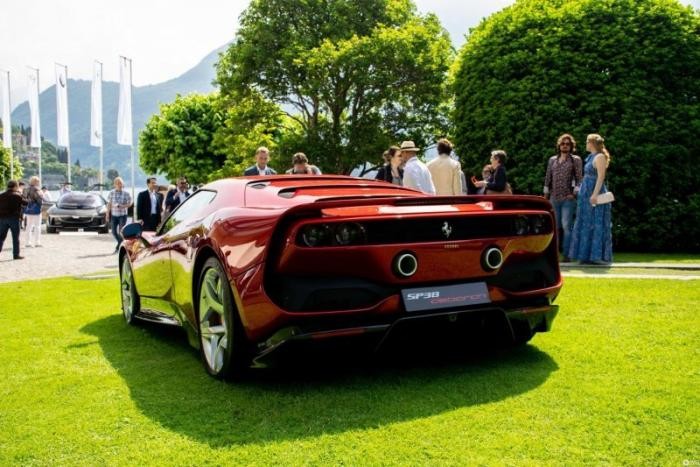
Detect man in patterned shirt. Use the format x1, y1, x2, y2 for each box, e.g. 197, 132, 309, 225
543, 134, 583, 262
106, 177, 133, 253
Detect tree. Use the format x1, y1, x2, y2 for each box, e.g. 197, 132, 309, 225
139, 93, 226, 184
216, 0, 454, 174
0, 147, 23, 186
20, 140, 81, 181
139, 92, 282, 183
211, 92, 284, 178
452, 0, 700, 251
106, 169, 119, 182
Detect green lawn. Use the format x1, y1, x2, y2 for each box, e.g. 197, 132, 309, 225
0, 276, 698, 465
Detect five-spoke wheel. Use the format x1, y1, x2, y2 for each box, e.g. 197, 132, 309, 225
197, 257, 247, 379
120, 256, 140, 325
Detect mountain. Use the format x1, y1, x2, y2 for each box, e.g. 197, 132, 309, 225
11, 44, 228, 182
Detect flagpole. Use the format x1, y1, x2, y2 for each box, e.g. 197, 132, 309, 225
97, 60, 104, 194
56, 62, 70, 184
1, 69, 12, 180
128, 57, 135, 202
7, 71, 12, 180
37, 68, 41, 183
28, 66, 42, 183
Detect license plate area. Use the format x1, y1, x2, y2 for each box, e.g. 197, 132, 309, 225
401, 282, 491, 312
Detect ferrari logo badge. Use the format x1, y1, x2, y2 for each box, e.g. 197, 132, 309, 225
442, 221, 453, 239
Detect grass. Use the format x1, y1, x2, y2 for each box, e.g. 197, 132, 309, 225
0, 276, 698, 465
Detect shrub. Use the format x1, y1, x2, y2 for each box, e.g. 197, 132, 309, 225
452, 0, 700, 251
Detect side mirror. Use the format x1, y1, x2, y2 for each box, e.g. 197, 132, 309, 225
121, 222, 143, 241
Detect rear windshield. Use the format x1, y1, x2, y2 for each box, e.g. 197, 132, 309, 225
58, 193, 105, 209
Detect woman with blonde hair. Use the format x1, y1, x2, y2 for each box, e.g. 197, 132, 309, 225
24, 176, 44, 248
568, 134, 612, 264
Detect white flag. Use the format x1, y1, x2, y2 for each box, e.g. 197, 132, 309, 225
1, 71, 11, 149
90, 61, 103, 147
117, 56, 132, 145
27, 68, 41, 148
55, 64, 69, 147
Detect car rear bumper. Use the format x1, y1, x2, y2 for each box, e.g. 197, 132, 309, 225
250, 302, 558, 367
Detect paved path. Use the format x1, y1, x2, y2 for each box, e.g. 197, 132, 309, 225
0, 230, 119, 283
562, 272, 700, 280
561, 262, 700, 270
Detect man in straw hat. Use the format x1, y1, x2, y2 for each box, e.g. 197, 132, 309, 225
399, 141, 435, 194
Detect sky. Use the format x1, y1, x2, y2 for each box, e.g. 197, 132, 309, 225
0, 0, 698, 108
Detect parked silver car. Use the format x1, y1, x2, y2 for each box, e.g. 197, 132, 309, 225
46, 192, 109, 233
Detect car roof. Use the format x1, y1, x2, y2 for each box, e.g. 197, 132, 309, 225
203, 176, 426, 208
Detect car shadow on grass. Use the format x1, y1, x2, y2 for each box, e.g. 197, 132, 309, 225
81, 314, 558, 447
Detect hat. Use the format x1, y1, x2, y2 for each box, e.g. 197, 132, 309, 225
399, 141, 420, 152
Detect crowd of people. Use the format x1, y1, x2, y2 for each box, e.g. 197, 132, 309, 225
369, 134, 612, 264
1, 133, 613, 264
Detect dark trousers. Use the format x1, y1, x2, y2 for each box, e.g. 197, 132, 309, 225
111, 215, 127, 249
0, 216, 21, 258
142, 214, 161, 232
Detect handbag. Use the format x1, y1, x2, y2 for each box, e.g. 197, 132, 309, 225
24, 200, 42, 215
596, 192, 615, 205
486, 182, 513, 195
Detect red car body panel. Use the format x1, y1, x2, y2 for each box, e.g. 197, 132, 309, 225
120, 176, 562, 363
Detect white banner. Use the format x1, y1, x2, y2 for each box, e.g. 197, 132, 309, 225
90, 61, 102, 147
27, 68, 41, 148
117, 56, 132, 145
1, 71, 11, 149
55, 64, 69, 147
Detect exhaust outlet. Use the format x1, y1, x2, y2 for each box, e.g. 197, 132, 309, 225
394, 252, 418, 278
482, 247, 504, 271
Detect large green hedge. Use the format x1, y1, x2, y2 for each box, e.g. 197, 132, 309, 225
452, 0, 700, 251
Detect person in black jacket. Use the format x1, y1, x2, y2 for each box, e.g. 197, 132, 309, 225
474, 150, 511, 194
164, 177, 191, 214
375, 146, 403, 185
0, 180, 26, 259
136, 177, 164, 231
243, 147, 277, 176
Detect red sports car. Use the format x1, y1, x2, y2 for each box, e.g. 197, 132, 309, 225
119, 176, 561, 378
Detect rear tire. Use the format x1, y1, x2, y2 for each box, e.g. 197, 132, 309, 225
196, 257, 248, 379
120, 257, 141, 325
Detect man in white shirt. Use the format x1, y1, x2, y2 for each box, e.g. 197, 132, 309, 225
400, 141, 435, 195
41, 186, 53, 202
427, 138, 463, 196
58, 182, 72, 199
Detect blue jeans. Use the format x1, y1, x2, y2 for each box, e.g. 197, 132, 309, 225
552, 198, 576, 256
0, 216, 21, 258
111, 215, 127, 249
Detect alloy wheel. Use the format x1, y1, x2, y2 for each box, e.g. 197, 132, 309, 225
198, 267, 229, 374
121, 258, 135, 323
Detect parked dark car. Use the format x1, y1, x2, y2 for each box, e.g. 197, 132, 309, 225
119, 176, 562, 379
47, 191, 109, 233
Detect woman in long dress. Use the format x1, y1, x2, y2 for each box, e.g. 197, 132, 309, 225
568, 134, 613, 264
